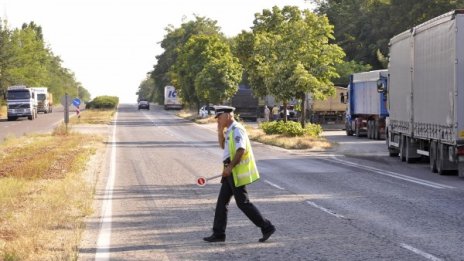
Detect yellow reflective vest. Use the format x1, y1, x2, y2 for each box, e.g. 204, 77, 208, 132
228, 123, 260, 187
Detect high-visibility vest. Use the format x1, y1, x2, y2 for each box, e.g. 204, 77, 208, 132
228, 124, 260, 187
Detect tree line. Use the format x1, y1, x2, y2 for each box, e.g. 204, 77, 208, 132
138, 1, 464, 123
139, 6, 344, 126
0, 20, 90, 105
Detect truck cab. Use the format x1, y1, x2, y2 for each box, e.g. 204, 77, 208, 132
6, 86, 37, 121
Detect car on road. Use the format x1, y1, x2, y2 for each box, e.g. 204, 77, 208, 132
138, 100, 150, 110
199, 105, 215, 118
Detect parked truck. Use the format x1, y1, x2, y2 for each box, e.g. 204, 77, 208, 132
230, 85, 259, 121
164, 86, 183, 110
386, 10, 464, 177
6, 85, 37, 121
309, 86, 346, 127
345, 70, 389, 139
31, 87, 53, 113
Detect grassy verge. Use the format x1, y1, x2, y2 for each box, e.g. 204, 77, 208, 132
69, 109, 116, 124
177, 110, 332, 150
246, 126, 331, 150
0, 105, 6, 119
0, 125, 104, 260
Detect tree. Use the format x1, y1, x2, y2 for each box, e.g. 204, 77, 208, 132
246, 6, 345, 127
0, 20, 90, 104
313, 0, 464, 69
150, 16, 221, 106
176, 34, 242, 108
136, 76, 155, 101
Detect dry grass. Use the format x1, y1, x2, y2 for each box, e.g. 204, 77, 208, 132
0, 131, 103, 260
177, 109, 332, 150
246, 126, 332, 150
69, 109, 115, 124
0, 105, 6, 119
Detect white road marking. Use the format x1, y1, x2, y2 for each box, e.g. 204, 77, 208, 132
329, 157, 454, 189
400, 243, 443, 261
264, 180, 285, 190
306, 201, 346, 219
95, 113, 118, 260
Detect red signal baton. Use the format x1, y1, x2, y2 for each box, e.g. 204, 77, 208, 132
196, 174, 222, 186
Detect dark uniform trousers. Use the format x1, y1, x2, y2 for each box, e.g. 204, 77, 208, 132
212, 158, 273, 236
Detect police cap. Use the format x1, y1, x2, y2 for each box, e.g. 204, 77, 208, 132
214, 106, 235, 118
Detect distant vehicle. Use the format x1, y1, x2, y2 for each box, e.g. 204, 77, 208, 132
345, 70, 389, 139
199, 105, 215, 118
164, 86, 183, 110
6, 85, 37, 121
138, 100, 150, 110
230, 85, 259, 121
309, 86, 346, 126
279, 105, 298, 121
31, 87, 53, 113
386, 10, 464, 177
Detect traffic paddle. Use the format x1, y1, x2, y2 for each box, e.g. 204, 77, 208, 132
196, 174, 222, 186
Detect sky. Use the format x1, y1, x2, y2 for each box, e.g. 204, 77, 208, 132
0, 0, 314, 103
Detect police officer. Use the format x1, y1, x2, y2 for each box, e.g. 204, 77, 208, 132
203, 106, 276, 243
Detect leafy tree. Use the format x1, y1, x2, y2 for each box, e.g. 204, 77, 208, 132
313, 0, 464, 68
246, 6, 345, 127
136, 76, 155, 101
176, 34, 242, 108
0, 20, 90, 105
332, 60, 371, 86
150, 16, 221, 106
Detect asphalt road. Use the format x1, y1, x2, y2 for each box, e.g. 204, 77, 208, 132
78, 104, 464, 260
0, 105, 76, 140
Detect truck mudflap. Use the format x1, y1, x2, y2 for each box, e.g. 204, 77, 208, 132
458, 162, 464, 178
457, 146, 464, 177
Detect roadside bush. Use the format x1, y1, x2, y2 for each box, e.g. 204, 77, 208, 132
261, 121, 322, 137
85, 96, 119, 109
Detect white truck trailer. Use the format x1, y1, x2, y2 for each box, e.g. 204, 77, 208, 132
386, 10, 464, 177
164, 86, 183, 110
31, 87, 53, 113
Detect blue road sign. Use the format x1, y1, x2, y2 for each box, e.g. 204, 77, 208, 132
72, 98, 81, 108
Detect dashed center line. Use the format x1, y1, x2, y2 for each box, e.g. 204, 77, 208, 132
264, 180, 285, 190
400, 243, 443, 261
305, 201, 347, 219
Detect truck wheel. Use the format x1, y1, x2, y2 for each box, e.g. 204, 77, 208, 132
386, 131, 399, 157
346, 123, 353, 136
367, 121, 372, 139
405, 137, 416, 163
430, 141, 438, 173
355, 124, 361, 138
400, 135, 406, 162
373, 121, 379, 140
436, 143, 447, 175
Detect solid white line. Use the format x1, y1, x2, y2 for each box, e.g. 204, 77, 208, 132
95, 113, 118, 260
306, 201, 346, 219
264, 180, 285, 190
329, 157, 454, 189
400, 243, 443, 261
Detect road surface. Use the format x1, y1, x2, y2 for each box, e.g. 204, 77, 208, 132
78, 104, 464, 260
